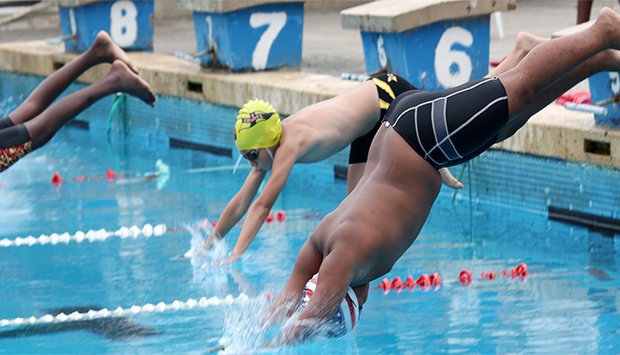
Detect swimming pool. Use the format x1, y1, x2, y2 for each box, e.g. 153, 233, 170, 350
1, 74, 619, 354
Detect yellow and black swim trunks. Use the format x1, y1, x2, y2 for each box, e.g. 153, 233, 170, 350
0, 116, 32, 173
348, 73, 417, 164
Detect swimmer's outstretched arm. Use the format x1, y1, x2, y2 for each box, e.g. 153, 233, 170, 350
215, 151, 298, 265
204, 167, 266, 249
439, 168, 464, 189
277, 250, 355, 345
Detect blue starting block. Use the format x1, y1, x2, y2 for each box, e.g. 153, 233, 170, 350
53, 0, 154, 53
341, 0, 516, 91
553, 22, 620, 127
176, 0, 304, 71
588, 72, 620, 126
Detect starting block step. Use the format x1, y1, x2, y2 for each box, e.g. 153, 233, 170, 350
49, 0, 154, 53
341, 0, 516, 91
177, 0, 305, 71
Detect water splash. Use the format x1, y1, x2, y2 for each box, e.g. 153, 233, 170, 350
219, 296, 275, 353
216, 296, 347, 353
183, 221, 229, 268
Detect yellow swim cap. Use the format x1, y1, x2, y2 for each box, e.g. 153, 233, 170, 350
234, 99, 282, 151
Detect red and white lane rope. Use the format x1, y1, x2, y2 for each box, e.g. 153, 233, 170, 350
0, 223, 168, 248
0, 294, 249, 327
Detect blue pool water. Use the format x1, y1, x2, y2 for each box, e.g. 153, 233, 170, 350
1, 87, 620, 353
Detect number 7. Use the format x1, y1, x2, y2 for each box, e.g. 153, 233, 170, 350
250, 12, 287, 70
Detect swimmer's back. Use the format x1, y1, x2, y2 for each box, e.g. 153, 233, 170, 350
314, 127, 442, 283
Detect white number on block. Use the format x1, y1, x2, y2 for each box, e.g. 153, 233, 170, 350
435, 27, 473, 88
250, 12, 286, 70
206, 16, 213, 44
610, 72, 620, 95
69, 8, 77, 35
377, 35, 388, 68
110, 1, 138, 47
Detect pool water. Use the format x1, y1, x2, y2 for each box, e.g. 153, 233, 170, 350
1, 115, 619, 353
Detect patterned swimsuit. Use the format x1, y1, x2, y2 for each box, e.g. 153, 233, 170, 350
0, 117, 32, 173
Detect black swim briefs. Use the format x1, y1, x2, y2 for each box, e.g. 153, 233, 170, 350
348, 73, 417, 164
384, 77, 509, 169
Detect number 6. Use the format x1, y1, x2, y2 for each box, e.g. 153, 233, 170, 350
434, 27, 473, 88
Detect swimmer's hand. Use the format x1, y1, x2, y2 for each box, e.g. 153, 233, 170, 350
202, 254, 239, 268
182, 247, 205, 259
439, 168, 464, 189
270, 320, 313, 347
201, 224, 221, 251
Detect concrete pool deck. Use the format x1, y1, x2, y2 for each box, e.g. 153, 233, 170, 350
0, 0, 619, 169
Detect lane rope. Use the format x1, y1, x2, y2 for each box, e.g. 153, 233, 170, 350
0, 223, 168, 248
0, 207, 323, 249
0, 294, 249, 328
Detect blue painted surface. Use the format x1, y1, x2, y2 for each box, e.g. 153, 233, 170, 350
588, 71, 620, 127
59, 0, 154, 53
360, 16, 490, 91
1, 72, 620, 353
191, 3, 303, 71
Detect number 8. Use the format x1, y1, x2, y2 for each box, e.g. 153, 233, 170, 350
110, 1, 138, 47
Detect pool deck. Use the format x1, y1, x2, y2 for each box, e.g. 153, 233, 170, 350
0, 0, 619, 169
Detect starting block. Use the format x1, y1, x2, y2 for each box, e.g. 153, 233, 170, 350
50, 0, 154, 53
176, 0, 304, 71
341, 0, 516, 91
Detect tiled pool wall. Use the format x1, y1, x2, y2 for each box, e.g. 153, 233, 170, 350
2, 72, 620, 224
464, 151, 620, 220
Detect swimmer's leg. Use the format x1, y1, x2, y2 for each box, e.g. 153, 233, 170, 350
8, 31, 137, 126
496, 48, 620, 141
498, 8, 620, 117
24, 60, 155, 149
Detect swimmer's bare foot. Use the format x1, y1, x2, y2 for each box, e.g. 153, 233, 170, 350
594, 7, 620, 49
92, 31, 139, 74
515, 32, 545, 55
489, 32, 546, 77
439, 168, 463, 189
108, 60, 156, 106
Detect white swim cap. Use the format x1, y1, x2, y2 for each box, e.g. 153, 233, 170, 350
302, 273, 360, 337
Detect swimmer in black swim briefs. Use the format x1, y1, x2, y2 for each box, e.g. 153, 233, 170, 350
0, 31, 155, 173
274, 8, 620, 345
206, 33, 550, 266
